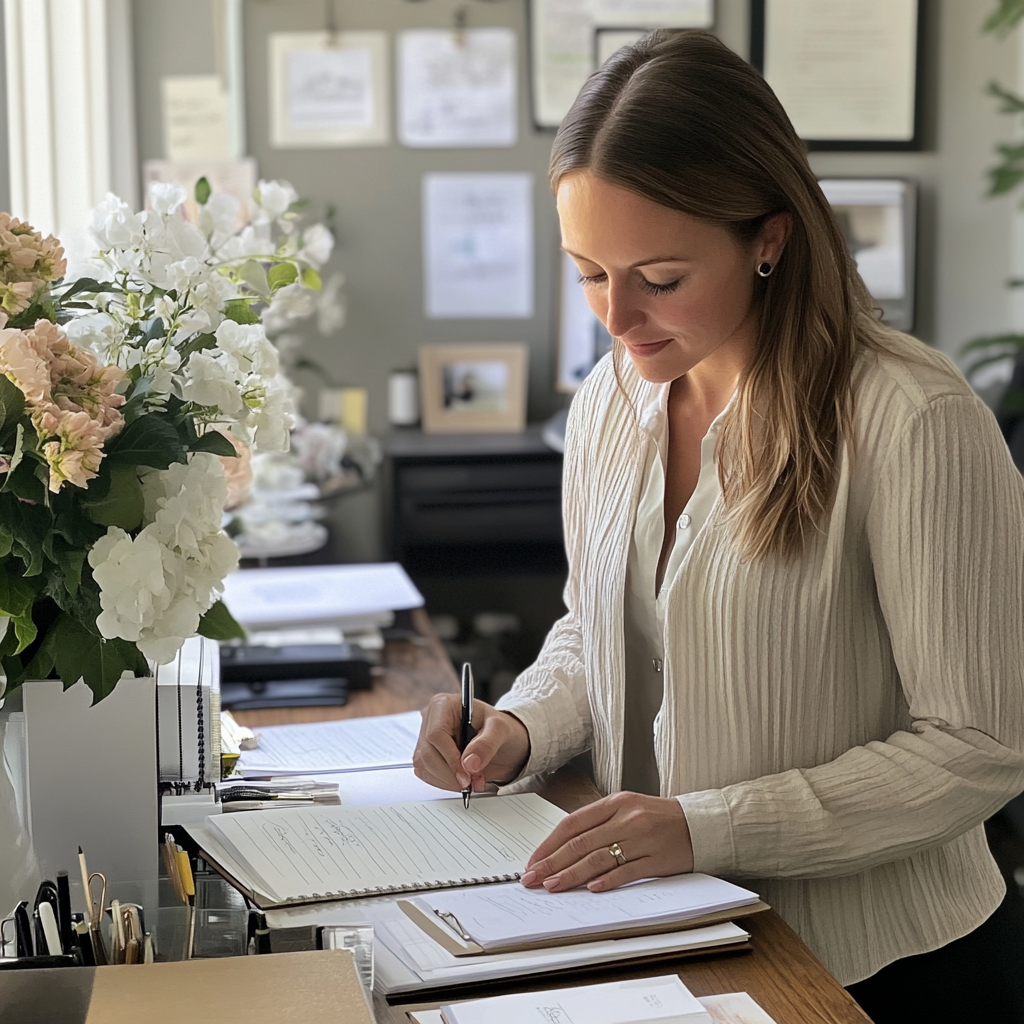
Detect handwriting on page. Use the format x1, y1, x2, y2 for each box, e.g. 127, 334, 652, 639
211, 794, 566, 901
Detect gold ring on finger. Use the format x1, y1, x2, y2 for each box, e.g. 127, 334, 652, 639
607, 842, 627, 867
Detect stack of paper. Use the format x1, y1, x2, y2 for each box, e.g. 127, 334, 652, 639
235, 711, 422, 777
264, 896, 750, 997
440, 975, 712, 1024
417, 874, 761, 951
221, 562, 423, 631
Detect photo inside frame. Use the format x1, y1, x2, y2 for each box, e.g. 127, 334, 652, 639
442, 360, 510, 413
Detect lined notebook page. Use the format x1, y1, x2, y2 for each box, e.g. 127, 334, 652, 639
205, 794, 566, 905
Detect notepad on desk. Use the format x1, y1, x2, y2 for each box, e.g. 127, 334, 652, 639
403, 873, 765, 955
189, 793, 567, 909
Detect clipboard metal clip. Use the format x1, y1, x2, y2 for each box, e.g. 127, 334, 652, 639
433, 909, 472, 942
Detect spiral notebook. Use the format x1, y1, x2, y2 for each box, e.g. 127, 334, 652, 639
193, 793, 567, 909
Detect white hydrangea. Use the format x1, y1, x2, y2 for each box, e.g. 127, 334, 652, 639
261, 282, 317, 336
88, 454, 240, 663
296, 223, 334, 268
251, 180, 298, 224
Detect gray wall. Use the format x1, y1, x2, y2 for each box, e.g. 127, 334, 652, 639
130, 0, 1024, 558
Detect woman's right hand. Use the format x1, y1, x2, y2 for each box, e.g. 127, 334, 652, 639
413, 693, 531, 793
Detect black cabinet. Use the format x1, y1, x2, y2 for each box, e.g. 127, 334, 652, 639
382, 428, 567, 700
383, 428, 565, 573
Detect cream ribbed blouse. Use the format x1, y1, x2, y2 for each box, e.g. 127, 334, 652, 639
496, 332, 1024, 985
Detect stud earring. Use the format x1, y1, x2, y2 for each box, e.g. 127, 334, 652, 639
756, 262, 774, 278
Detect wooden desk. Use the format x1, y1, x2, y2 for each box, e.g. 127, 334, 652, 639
229, 616, 869, 1024
375, 767, 871, 1024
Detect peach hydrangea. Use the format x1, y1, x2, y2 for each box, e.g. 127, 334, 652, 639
0, 213, 66, 314
0, 318, 126, 491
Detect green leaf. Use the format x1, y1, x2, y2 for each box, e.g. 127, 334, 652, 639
189, 431, 237, 457
195, 176, 211, 205
178, 332, 217, 360
104, 415, 187, 469
51, 613, 149, 703
0, 567, 38, 618
143, 317, 166, 343
301, 267, 322, 291
3, 422, 25, 481
197, 599, 246, 642
59, 277, 117, 300
239, 259, 270, 297
12, 608, 36, 654
984, 0, 1024, 38
268, 262, 298, 290
223, 299, 261, 325
0, 374, 25, 436
987, 79, 1024, 112
81, 463, 145, 530
988, 166, 1024, 196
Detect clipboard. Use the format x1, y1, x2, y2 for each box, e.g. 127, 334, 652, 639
396, 897, 771, 957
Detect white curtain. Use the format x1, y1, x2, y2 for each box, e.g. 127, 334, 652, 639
3, 0, 137, 239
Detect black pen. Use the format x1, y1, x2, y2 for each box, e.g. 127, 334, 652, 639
13, 902, 32, 958
55, 871, 73, 955
460, 662, 476, 809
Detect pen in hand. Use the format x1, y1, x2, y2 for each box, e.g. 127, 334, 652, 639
460, 662, 476, 809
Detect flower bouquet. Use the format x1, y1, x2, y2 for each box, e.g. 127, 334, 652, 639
0, 178, 334, 702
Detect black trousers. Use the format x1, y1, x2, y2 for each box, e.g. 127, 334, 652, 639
846, 893, 1024, 1024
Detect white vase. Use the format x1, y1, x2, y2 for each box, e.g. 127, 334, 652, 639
0, 673, 41, 919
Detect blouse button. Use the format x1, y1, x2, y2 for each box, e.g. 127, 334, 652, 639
652, 658, 663, 673
677, 513, 691, 530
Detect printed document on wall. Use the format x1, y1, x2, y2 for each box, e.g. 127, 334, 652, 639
423, 173, 534, 319
269, 32, 390, 147
399, 29, 517, 147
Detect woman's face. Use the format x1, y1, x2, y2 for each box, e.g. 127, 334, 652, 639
557, 172, 784, 384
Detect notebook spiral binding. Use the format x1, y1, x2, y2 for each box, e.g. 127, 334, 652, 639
293, 873, 519, 903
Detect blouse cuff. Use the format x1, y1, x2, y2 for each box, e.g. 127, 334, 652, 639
493, 694, 557, 778
675, 789, 736, 877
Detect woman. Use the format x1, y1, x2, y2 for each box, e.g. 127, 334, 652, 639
413, 31, 1024, 1021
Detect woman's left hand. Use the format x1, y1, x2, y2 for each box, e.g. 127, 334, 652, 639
520, 791, 694, 893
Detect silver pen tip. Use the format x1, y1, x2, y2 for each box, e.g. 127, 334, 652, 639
462, 789, 471, 809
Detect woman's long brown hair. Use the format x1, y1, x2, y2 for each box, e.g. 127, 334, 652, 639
550, 30, 888, 559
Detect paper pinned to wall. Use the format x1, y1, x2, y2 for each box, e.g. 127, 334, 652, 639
269, 31, 390, 148
423, 172, 534, 319
161, 75, 232, 161
558, 251, 613, 391
399, 29, 517, 148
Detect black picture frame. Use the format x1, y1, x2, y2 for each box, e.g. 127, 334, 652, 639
750, 0, 925, 152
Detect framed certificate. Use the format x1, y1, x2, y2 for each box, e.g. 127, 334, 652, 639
750, 0, 924, 151
529, 0, 715, 129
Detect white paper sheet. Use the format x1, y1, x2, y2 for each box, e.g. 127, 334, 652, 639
423, 173, 534, 319
269, 31, 390, 148
330, 766, 453, 805
763, 0, 917, 142
161, 75, 231, 161
221, 563, 423, 629
412, 991, 779, 1024
265, 896, 749, 995
558, 251, 613, 391
419, 874, 760, 948
530, 0, 714, 127
203, 793, 567, 905
399, 29, 517, 148
237, 711, 422, 777
442, 975, 711, 1024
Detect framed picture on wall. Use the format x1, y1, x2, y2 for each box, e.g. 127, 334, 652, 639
819, 178, 917, 331
750, 0, 924, 151
419, 343, 530, 434
529, 0, 715, 129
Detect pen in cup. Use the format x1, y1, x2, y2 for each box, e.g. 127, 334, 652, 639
459, 662, 476, 809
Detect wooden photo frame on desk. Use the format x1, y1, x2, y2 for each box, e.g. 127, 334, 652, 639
418, 343, 529, 434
